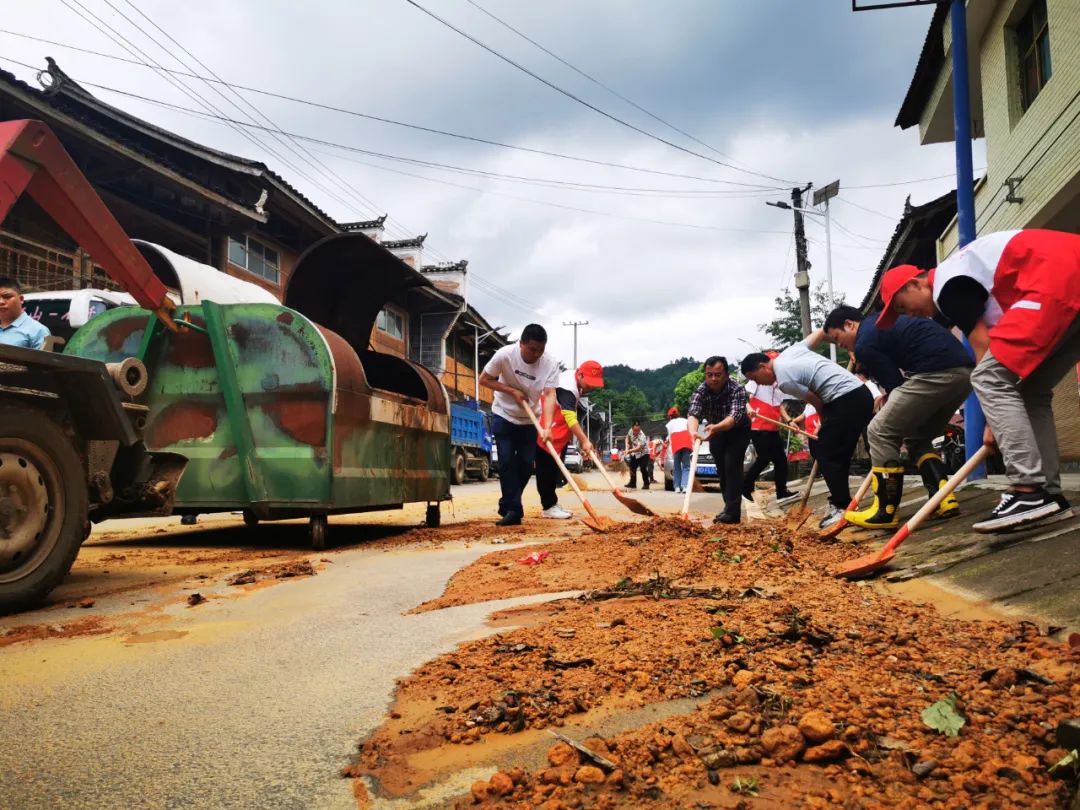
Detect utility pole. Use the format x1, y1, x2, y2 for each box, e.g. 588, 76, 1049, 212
813, 179, 841, 361
791, 184, 813, 337
563, 320, 589, 369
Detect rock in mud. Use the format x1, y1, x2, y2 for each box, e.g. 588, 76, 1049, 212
803, 740, 847, 763
798, 710, 836, 743
732, 670, 757, 690
574, 765, 605, 785
547, 742, 580, 768
726, 711, 754, 733
761, 725, 805, 763
912, 759, 939, 778
489, 771, 514, 796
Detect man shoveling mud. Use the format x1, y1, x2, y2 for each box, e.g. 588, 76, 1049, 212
480, 324, 560, 526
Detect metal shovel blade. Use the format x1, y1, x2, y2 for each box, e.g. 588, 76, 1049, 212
613, 489, 655, 516
833, 548, 895, 579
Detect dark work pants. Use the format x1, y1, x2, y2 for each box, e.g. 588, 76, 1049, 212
744, 430, 788, 496
709, 425, 751, 519
492, 414, 537, 517
818, 387, 874, 509
627, 454, 650, 487
535, 447, 565, 510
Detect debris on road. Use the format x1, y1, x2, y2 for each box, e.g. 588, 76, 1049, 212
347, 516, 1080, 808
186, 593, 206, 607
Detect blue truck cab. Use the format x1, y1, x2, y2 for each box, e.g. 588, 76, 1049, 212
449, 401, 493, 484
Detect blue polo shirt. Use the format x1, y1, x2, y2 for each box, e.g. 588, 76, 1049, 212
0, 312, 51, 350
855, 315, 972, 392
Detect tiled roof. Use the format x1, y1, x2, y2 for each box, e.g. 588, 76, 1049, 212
0, 59, 337, 231
341, 215, 387, 231
895, 3, 950, 129
422, 259, 468, 273
384, 234, 428, 249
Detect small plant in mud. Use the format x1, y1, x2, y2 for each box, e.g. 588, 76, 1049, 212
728, 775, 760, 796
921, 693, 966, 737
713, 550, 743, 564
709, 623, 745, 646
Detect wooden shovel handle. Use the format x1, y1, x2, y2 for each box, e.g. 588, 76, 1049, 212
750, 411, 818, 440
798, 460, 819, 511
878, 446, 990, 559
518, 401, 601, 522
680, 439, 702, 518
590, 450, 623, 491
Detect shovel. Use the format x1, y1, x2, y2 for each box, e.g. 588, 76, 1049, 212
834, 446, 989, 579
590, 449, 656, 516
819, 470, 876, 540
680, 438, 703, 520
520, 405, 612, 532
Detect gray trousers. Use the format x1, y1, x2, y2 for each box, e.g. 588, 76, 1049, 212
867, 366, 973, 468
970, 313, 1080, 494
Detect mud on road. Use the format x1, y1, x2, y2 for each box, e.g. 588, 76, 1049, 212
347, 516, 1080, 809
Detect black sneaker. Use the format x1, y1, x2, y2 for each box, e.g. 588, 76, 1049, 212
712, 512, 739, 525
972, 488, 1062, 533
495, 512, 522, 527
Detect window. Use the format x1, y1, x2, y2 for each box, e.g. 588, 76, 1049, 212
227, 235, 280, 283
376, 307, 404, 340
1016, 0, 1051, 112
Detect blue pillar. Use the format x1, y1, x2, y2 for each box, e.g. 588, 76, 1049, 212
951, 0, 987, 479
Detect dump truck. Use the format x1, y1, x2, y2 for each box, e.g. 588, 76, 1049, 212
0, 119, 450, 612
449, 401, 492, 484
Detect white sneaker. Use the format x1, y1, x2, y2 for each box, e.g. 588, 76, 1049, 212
818, 504, 843, 530
542, 505, 573, 520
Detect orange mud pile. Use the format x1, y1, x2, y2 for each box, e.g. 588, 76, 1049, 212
0, 615, 111, 648
347, 517, 1080, 809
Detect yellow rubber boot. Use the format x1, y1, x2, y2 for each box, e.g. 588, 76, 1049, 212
844, 466, 904, 529
918, 453, 960, 519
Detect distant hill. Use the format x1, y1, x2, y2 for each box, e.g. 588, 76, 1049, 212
602, 357, 701, 411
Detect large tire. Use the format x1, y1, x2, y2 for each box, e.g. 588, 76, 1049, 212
309, 515, 327, 550
0, 407, 88, 613
451, 451, 467, 485
425, 503, 441, 528
477, 457, 490, 482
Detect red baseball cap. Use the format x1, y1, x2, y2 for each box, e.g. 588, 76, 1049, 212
577, 360, 604, 388
876, 264, 923, 329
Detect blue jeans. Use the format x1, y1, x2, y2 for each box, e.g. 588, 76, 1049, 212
491, 414, 538, 517
672, 448, 691, 491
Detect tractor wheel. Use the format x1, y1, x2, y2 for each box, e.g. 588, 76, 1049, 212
309, 515, 328, 550
451, 451, 467, 485
425, 503, 441, 528
477, 457, 491, 482
242, 509, 259, 527
0, 407, 88, 614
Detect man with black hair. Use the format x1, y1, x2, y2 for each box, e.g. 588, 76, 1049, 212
686, 356, 750, 524
741, 336, 872, 530
0, 277, 50, 350
823, 304, 973, 529
480, 323, 559, 526
878, 229, 1080, 532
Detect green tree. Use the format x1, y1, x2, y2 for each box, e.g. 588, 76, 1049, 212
672, 365, 705, 415
615, 386, 650, 425
758, 283, 850, 364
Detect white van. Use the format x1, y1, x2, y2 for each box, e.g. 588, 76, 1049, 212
22, 240, 279, 342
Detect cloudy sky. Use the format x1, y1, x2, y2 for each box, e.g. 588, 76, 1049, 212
2, 0, 985, 370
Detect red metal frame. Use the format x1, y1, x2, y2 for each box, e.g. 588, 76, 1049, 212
0, 119, 177, 329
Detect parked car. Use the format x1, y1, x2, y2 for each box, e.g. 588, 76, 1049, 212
23, 288, 136, 343
563, 444, 584, 473
663, 443, 757, 491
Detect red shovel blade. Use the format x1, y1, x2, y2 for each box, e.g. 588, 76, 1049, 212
834, 547, 896, 579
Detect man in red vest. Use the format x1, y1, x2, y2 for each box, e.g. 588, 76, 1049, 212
534, 360, 605, 519
878, 229, 1080, 533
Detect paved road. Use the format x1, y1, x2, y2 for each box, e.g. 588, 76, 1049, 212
0, 482, 581, 810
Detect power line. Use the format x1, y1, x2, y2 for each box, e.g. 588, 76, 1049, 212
460, 0, 761, 173
400, 0, 798, 186
834, 196, 898, 221
0, 28, 786, 190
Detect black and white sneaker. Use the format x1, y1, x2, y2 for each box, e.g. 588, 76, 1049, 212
972, 488, 1063, 533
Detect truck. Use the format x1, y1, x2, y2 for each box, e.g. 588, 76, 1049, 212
0, 118, 451, 612
449, 401, 492, 484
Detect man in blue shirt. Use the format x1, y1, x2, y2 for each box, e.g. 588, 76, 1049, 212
823, 305, 973, 529
0, 278, 50, 350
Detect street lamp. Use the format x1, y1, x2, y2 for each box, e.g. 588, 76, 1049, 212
766, 180, 840, 361
473, 324, 504, 403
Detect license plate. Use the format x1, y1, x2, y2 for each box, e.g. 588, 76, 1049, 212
697, 465, 717, 476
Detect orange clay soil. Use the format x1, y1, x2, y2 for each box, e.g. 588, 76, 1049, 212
345, 517, 1079, 809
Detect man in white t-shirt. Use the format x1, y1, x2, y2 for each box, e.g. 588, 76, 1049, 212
480, 323, 560, 526
741, 331, 874, 530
